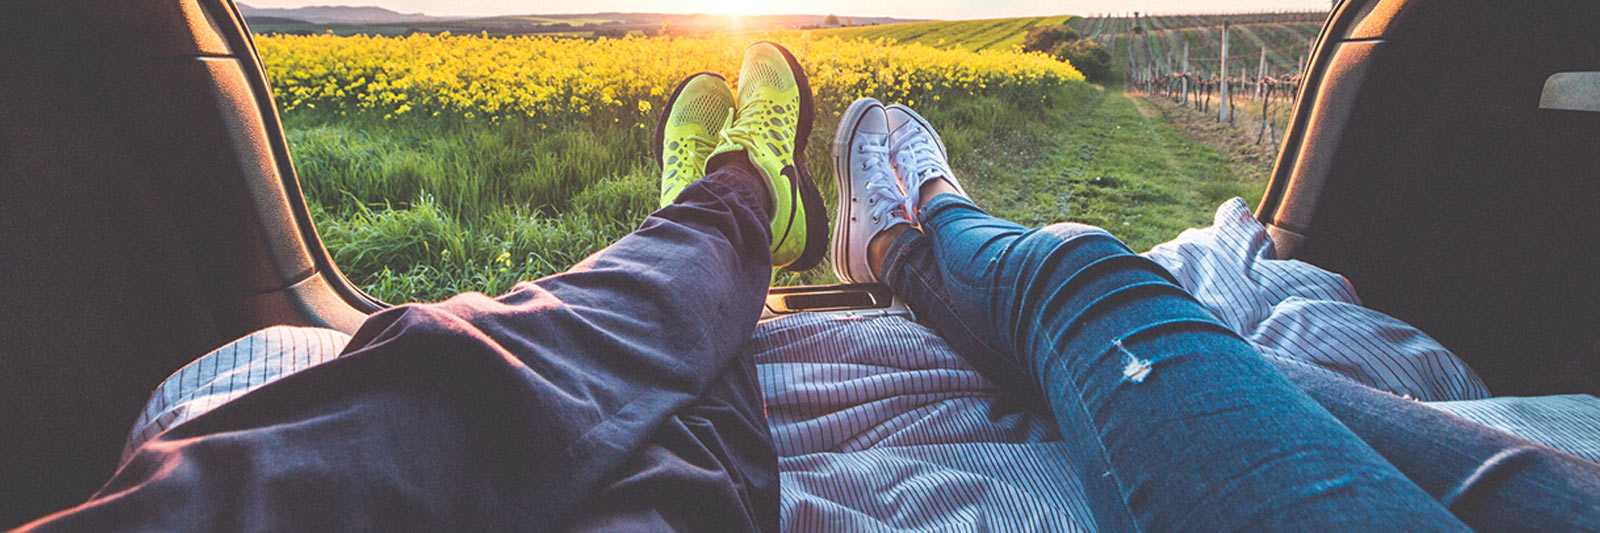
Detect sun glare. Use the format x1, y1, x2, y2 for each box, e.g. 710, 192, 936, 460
701, 0, 764, 16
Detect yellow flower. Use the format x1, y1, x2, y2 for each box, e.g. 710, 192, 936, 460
255, 32, 1085, 123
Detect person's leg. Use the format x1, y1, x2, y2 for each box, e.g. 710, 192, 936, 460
883, 214, 1600, 529
560, 344, 780, 532
876, 221, 1044, 410
20, 157, 778, 531
830, 100, 1039, 408
1278, 363, 1600, 531
881, 180, 1600, 529
865, 108, 1462, 530
884, 195, 1462, 530
881, 197, 1460, 530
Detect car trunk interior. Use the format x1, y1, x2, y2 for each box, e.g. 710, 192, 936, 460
1, 0, 1596, 526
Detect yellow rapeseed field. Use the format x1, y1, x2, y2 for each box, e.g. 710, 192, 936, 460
256, 32, 1085, 124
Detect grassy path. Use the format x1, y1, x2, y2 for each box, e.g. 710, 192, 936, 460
971, 88, 1269, 252
963, 17, 1270, 252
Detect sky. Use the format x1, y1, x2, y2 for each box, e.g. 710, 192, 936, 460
242, 0, 1334, 20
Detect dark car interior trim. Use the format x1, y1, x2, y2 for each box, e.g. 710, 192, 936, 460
1, 1, 371, 524
1258, 0, 1600, 396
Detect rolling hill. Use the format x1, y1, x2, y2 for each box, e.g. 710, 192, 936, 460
236, 3, 445, 24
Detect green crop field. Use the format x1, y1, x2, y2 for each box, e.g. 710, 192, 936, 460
809, 15, 1076, 51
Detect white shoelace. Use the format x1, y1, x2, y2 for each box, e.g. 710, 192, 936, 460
890, 128, 949, 215
857, 140, 908, 227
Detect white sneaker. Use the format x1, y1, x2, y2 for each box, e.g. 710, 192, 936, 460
831, 98, 911, 284
886, 104, 968, 219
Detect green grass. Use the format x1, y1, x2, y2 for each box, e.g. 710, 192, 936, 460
972, 91, 1267, 251
809, 16, 1076, 51
941, 22, 1269, 250
290, 80, 1267, 304
289, 115, 657, 303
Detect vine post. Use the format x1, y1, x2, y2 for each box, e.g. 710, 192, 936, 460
1181, 39, 1190, 104
1219, 21, 1231, 122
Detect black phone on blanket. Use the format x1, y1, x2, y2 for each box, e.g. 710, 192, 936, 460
765, 284, 895, 314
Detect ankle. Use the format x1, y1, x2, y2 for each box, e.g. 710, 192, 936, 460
867, 224, 910, 280
917, 177, 961, 212
705, 150, 773, 216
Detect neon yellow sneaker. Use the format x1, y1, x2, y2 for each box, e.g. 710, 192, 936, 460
709, 41, 828, 272
655, 72, 735, 208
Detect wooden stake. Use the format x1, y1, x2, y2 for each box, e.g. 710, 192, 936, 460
1258, 48, 1271, 142
1180, 39, 1190, 105
1219, 22, 1231, 122
1257, 47, 1268, 96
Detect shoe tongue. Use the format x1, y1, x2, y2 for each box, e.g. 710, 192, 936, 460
891, 121, 917, 138
861, 116, 891, 136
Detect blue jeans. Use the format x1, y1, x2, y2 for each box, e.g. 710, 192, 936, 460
881, 194, 1471, 531
1279, 362, 1600, 530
